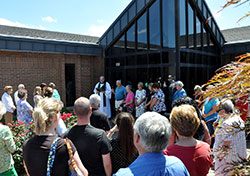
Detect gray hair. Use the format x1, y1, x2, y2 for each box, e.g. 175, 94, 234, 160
126, 85, 132, 91
134, 112, 172, 152
0, 101, 6, 121
89, 94, 101, 107
116, 80, 121, 84
18, 84, 25, 89
220, 100, 234, 114
137, 82, 144, 88
175, 81, 184, 88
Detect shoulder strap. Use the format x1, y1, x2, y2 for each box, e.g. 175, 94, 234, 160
46, 137, 60, 176
64, 138, 82, 176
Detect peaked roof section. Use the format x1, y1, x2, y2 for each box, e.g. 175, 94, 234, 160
99, 0, 225, 48
0, 25, 99, 44
222, 25, 250, 44
99, 0, 153, 47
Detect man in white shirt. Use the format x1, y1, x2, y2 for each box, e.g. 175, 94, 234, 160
14, 84, 25, 105
1, 86, 16, 124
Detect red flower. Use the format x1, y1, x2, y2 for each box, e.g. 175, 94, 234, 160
16, 124, 19, 127
30, 121, 33, 124
18, 121, 24, 125
21, 134, 25, 137
0, 122, 2, 125
14, 141, 16, 143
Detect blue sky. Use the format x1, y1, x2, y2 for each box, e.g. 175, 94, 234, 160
0, 0, 249, 37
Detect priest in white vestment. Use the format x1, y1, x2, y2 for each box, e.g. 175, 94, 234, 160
93, 76, 112, 118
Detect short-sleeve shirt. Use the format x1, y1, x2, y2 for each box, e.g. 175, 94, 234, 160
66, 125, 112, 176
152, 89, 166, 112
164, 141, 213, 176
204, 98, 219, 121
115, 86, 127, 100
90, 108, 110, 131
114, 152, 190, 176
23, 135, 76, 176
0, 125, 16, 173
125, 92, 135, 108
17, 99, 33, 123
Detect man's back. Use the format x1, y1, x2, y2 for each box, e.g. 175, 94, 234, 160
90, 109, 110, 131
67, 125, 112, 176
114, 152, 189, 176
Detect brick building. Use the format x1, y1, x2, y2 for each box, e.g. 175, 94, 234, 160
0, 25, 104, 106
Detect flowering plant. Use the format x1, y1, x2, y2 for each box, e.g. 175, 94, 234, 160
61, 113, 77, 129
7, 121, 35, 175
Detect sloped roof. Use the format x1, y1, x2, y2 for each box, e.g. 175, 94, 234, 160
222, 25, 250, 44
0, 25, 99, 44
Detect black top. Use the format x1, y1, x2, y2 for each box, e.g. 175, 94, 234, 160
66, 125, 112, 176
90, 108, 110, 131
23, 135, 76, 176
110, 138, 138, 174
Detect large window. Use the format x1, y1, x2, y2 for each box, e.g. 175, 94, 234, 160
188, 4, 194, 48
149, 0, 161, 49
180, 0, 186, 48
126, 23, 136, 52
163, 0, 175, 48
137, 13, 147, 51
196, 17, 202, 49
112, 35, 125, 55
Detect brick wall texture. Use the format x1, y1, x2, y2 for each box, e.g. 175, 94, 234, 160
0, 50, 104, 107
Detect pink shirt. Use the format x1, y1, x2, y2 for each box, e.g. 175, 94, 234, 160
125, 92, 134, 108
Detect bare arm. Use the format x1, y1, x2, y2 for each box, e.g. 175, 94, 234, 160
73, 151, 88, 176
23, 161, 30, 176
150, 98, 158, 110
102, 153, 112, 176
203, 102, 219, 119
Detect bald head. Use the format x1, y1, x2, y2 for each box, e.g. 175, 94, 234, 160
74, 97, 91, 117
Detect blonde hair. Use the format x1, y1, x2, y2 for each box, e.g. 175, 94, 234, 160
33, 86, 42, 96
33, 98, 63, 134
4, 86, 12, 92
170, 104, 200, 137
0, 101, 6, 120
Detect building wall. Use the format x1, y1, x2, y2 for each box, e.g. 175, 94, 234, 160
0, 50, 104, 106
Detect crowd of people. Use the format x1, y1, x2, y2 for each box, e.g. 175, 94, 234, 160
0, 75, 248, 176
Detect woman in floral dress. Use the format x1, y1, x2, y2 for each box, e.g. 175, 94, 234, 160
135, 82, 146, 118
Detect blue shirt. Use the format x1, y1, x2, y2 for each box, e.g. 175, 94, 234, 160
114, 152, 189, 176
173, 88, 187, 102
204, 97, 219, 121
115, 86, 127, 100
17, 99, 33, 123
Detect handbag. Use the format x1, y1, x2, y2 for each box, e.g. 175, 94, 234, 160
64, 137, 84, 176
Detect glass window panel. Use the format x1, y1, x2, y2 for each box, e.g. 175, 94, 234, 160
188, 4, 194, 48
146, 0, 151, 4
162, 52, 169, 64
137, 68, 148, 84
198, 0, 202, 9
203, 27, 208, 51
149, 53, 161, 64
126, 68, 137, 87
114, 22, 120, 38
163, 0, 175, 48
127, 56, 137, 66
101, 37, 106, 46
112, 35, 125, 55
196, 17, 202, 49
107, 30, 113, 45
111, 57, 125, 67
137, 13, 148, 51
137, 0, 145, 13
149, 0, 161, 49
121, 13, 128, 29
126, 23, 136, 52
203, 3, 207, 19
180, 0, 186, 48
129, 3, 136, 22
137, 54, 148, 65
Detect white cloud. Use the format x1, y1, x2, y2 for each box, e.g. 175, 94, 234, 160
42, 16, 57, 23
97, 19, 104, 23
85, 24, 109, 37
0, 18, 46, 30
